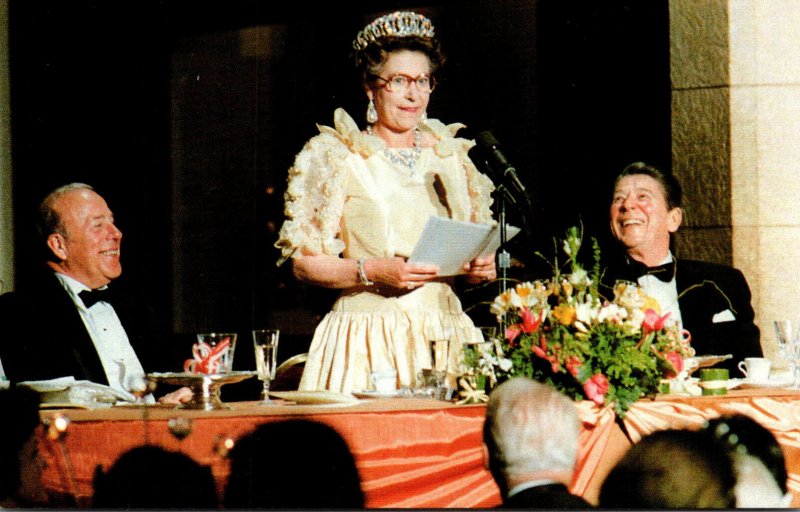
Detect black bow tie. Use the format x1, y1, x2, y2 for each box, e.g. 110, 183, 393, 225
624, 259, 676, 283
79, 288, 113, 308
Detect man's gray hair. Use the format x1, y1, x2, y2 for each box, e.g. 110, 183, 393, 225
38, 183, 95, 239
484, 377, 580, 479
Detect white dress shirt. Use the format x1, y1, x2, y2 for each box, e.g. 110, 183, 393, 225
54, 273, 151, 402
507, 479, 559, 498
636, 252, 683, 332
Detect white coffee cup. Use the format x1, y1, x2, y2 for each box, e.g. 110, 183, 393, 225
370, 368, 398, 394
738, 357, 771, 381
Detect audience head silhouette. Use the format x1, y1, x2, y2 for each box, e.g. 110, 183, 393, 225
483, 377, 589, 508
92, 445, 217, 509
599, 428, 736, 508
0, 387, 46, 508
704, 414, 791, 507
224, 419, 364, 508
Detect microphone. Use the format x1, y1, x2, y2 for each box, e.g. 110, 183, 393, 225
474, 131, 528, 197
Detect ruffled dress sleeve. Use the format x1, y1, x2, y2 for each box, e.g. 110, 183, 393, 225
421, 118, 495, 224
275, 109, 383, 264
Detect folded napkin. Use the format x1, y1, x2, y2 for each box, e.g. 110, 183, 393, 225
18, 377, 136, 408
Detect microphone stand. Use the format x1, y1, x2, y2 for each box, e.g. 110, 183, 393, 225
496, 183, 512, 296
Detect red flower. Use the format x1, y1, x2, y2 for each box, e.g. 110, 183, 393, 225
532, 335, 561, 373
519, 307, 542, 333
642, 308, 671, 335
505, 307, 542, 346
505, 325, 521, 345
566, 356, 583, 378
583, 373, 609, 405
664, 351, 683, 378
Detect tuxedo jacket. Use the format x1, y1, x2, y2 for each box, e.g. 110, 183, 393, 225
0, 270, 175, 385
501, 483, 593, 509
604, 257, 762, 373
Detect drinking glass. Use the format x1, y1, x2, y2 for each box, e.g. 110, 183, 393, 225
773, 320, 800, 388
428, 338, 449, 399
188, 333, 238, 374
252, 329, 280, 404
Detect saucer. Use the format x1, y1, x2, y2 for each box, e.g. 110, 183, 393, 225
738, 376, 794, 389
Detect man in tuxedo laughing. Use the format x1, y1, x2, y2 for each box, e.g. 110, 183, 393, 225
0, 183, 188, 403
604, 162, 762, 372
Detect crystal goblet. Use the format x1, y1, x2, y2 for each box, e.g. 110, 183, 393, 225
252, 329, 280, 404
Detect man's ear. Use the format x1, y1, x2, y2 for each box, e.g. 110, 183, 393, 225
46, 233, 67, 261
667, 207, 682, 233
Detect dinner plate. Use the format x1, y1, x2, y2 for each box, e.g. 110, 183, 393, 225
268, 390, 360, 405
352, 390, 402, 399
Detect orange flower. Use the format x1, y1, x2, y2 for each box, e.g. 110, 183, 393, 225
552, 305, 576, 325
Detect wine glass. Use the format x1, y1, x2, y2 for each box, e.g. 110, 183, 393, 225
773, 320, 800, 387
252, 329, 280, 404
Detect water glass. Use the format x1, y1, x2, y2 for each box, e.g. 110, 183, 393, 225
185, 333, 238, 374
252, 329, 280, 403
773, 320, 800, 387
428, 338, 450, 399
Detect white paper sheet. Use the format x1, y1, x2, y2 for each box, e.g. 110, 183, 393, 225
408, 217, 521, 276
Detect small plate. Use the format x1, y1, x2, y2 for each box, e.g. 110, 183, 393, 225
352, 390, 401, 399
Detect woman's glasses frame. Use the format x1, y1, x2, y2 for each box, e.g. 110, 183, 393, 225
371, 73, 436, 94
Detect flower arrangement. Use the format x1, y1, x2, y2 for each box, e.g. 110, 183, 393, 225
461, 226, 694, 416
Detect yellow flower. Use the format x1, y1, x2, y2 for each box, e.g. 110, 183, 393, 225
641, 295, 662, 315
552, 304, 576, 325
513, 282, 538, 308
490, 289, 515, 317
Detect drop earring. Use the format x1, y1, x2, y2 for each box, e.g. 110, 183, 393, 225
420, 111, 427, 121
366, 99, 378, 124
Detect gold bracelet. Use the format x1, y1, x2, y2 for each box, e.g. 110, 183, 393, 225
357, 258, 374, 286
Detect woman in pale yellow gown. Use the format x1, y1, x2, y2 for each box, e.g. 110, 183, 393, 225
275, 11, 496, 393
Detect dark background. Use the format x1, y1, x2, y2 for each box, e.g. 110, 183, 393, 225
7, 0, 670, 384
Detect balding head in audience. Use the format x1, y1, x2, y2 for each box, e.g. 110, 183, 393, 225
483, 377, 591, 508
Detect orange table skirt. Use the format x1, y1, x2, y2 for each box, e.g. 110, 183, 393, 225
37, 389, 800, 508
39, 399, 501, 508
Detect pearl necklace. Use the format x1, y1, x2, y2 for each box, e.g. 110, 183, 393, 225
367, 125, 422, 171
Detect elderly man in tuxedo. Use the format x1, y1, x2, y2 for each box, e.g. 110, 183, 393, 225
483, 377, 592, 509
0, 183, 188, 403
604, 162, 761, 372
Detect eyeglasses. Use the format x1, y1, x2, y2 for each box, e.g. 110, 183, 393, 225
372, 73, 436, 94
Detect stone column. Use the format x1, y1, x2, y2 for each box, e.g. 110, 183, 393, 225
671, 0, 800, 363
0, 0, 13, 294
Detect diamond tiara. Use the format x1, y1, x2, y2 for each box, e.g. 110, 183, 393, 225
352, 11, 435, 51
